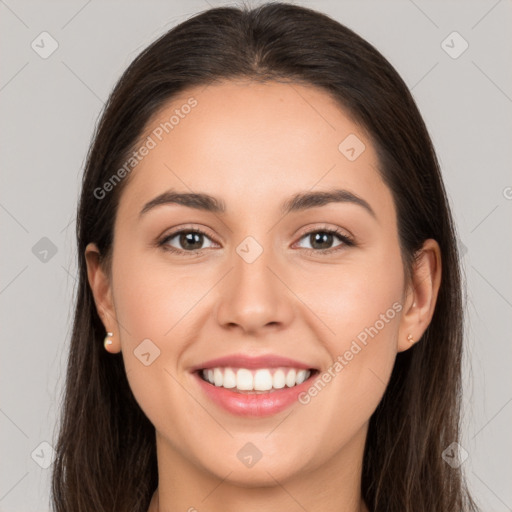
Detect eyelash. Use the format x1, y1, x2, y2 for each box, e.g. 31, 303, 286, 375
157, 225, 355, 257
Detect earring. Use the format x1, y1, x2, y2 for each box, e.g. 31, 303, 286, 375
407, 333, 415, 344
104, 332, 113, 350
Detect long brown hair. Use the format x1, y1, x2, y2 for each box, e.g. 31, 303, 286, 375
51, 2, 480, 511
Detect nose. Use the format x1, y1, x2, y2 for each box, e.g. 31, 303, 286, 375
215, 241, 295, 335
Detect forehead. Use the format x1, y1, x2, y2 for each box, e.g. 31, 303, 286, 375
116, 79, 393, 222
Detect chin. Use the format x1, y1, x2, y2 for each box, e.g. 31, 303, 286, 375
198, 448, 311, 488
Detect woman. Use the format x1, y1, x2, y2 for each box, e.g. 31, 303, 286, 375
51, 2, 480, 511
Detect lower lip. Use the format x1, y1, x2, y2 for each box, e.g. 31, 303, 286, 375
193, 371, 317, 417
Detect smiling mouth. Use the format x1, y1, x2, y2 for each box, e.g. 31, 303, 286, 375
196, 367, 319, 394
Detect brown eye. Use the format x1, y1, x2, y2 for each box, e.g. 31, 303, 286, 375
307, 232, 337, 250
159, 228, 217, 254
177, 231, 205, 250
295, 228, 355, 255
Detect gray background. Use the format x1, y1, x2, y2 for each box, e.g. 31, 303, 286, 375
1, 0, 511, 510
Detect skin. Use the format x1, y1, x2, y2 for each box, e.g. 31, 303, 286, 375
85, 80, 441, 512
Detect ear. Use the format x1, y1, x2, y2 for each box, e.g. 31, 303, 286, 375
85, 242, 117, 335
397, 238, 442, 352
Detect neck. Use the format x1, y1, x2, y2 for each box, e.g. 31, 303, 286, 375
148, 425, 370, 512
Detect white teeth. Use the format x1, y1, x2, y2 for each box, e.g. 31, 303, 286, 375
236, 369, 253, 390
272, 369, 286, 389
213, 368, 223, 387
201, 367, 312, 392
253, 369, 273, 391
285, 369, 296, 387
296, 369, 308, 385
222, 368, 236, 388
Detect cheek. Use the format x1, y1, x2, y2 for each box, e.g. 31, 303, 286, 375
111, 248, 205, 346
294, 245, 404, 422
296, 243, 404, 350
110, 250, 203, 436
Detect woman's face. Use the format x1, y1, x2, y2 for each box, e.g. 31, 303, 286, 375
88, 80, 427, 488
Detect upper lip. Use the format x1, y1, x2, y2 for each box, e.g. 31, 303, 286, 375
190, 353, 317, 372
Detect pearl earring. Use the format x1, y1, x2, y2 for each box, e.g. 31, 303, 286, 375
104, 332, 113, 350
407, 333, 415, 344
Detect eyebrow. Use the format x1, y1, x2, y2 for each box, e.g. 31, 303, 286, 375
139, 188, 377, 220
